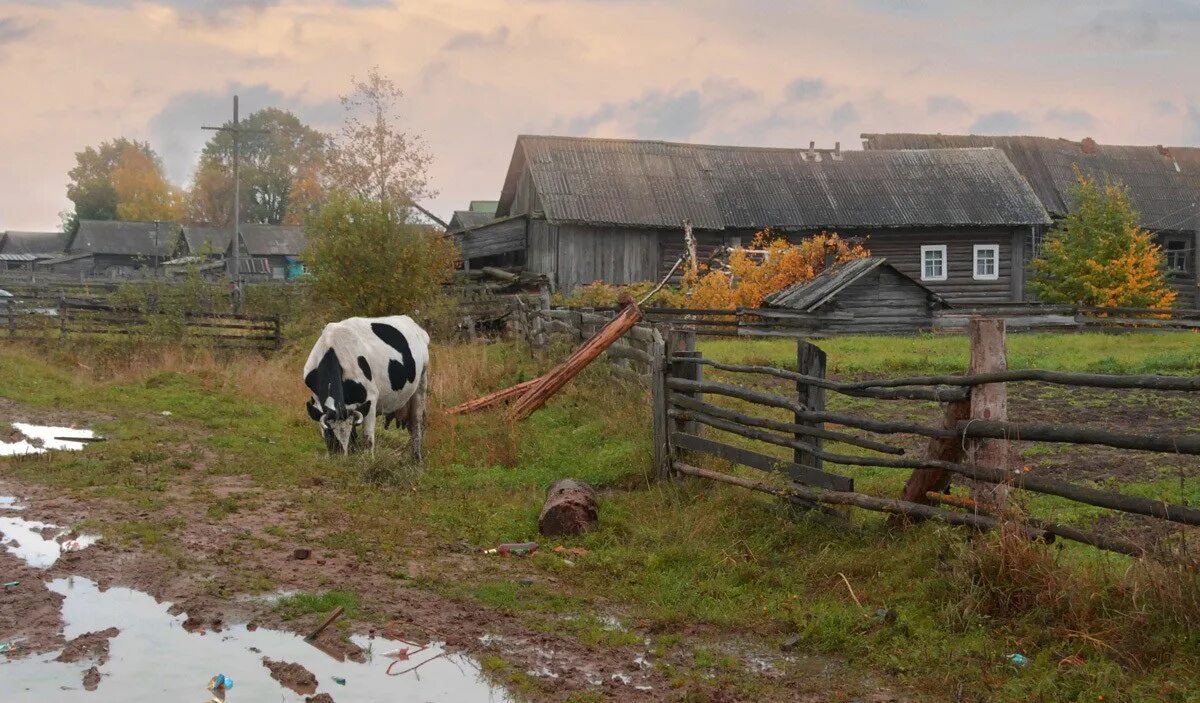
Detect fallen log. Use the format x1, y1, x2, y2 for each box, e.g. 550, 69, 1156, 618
446, 378, 541, 415
306, 605, 344, 641
508, 299, 644, 421
538, 479, 599, 536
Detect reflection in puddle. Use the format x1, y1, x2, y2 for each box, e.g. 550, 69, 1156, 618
0, 515, 101, 568
1, 578, 512, 702
0, 423, 95, 457
0, 496, 24, 510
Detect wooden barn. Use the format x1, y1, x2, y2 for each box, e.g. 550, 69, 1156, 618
459, 135, 1050, 303
447, 200, 499, 232
228, 224, 307, 281
863, 133, 1200, 306
0, 230, 65, 271
43, 220, 177, 276
762, 256, 945, 335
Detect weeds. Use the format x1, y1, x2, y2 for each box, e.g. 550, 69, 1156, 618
274, 590, 360, 620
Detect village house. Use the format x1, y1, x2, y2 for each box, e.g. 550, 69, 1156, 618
862, 133, 1200, 306
447, 200, 499, 232
0, 230, 65, 271
457, 135, 1050, 304
40, 220, 177, 276
226, 224, 307, 281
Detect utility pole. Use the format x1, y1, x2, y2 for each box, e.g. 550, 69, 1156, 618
203, 95, 266, 312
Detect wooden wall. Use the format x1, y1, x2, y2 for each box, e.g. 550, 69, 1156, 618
460, 217, 528, 260
860, 227, 1025, 305
551, 225, 660, 291
819, 266, 936, 335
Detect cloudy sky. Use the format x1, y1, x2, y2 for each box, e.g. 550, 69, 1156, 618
1, 0, 1198, 230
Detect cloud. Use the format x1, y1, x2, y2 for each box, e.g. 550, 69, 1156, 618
829, 101, 859, 128
926, 94, 970, 115
562, 79, 757, 142
1155, 99, 1178, 115
442, 26, 509, 51
1187, 104, 1200, 144
969, 110, 1027, 134
784, 78, 826, 102
1045, 108, 1095, 129
0, 16, 33, 46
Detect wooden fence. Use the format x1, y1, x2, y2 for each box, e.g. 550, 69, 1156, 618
651, 319, 1200, 561
1, 296, 281, 351
512, 301, 660, 385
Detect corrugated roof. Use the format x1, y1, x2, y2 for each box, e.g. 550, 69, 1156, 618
181, 225, 233, 255
862, 134, 1199, 232
0, 253, 42, 262
447, 210, 495, 232
69, 220, 176, 256
468, 200, 499, 214
236, 224, 306, 256
764, 256, 941, 311
496, 135, 1050, 230
0, 230, 66, 256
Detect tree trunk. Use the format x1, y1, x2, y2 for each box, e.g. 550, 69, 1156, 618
538, 479, 599, 537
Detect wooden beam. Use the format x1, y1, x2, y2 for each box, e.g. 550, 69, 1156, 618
446, 378, 541, 415
840, 369, 1200, 393
967, 318, 1011, 508
671, 432, 852, 491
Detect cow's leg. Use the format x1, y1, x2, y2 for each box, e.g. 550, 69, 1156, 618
363, 405, 378, 458
409, 369, 428, 463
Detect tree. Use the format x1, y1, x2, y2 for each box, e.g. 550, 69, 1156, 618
188, 107, 327, 226
303, 193, 458, 318
65, 138, 163, 233
1032, 173, 1176, 309
112, 148, 184, 221
326, 67, 435, 221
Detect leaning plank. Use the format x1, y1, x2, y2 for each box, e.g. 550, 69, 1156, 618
894, 399, 971, 511
668, 393, 904, 455
841, 369, 1200, 392
508, 302, 644, 421
446, 378, 541, 415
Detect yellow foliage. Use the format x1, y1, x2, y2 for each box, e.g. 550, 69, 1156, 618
112, 149, 184, 222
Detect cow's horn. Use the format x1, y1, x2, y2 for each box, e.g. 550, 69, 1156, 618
351, 410, 364, 425
320, 410, 334, 430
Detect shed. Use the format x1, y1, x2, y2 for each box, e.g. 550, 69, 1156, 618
763, 257, 945, 334
469, 135, 1049, 303
179, 225, 234, 258
228, 224, 307, 281
0, 231, 66, 270
447, 200, 500, 233
65, 220, 178, 275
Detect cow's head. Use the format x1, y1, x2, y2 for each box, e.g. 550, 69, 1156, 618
307, 399, 364, 455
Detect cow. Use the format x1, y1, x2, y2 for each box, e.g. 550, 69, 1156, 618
303, 315, 430, 459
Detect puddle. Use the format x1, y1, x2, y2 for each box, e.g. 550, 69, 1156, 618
1, 577, 513, 702
0, 496, 25, 510
0, 423, 95, 457
0, 515, 101, 568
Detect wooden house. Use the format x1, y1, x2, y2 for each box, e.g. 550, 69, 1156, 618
447, 200, 499, 232
863, 133, 1200, 306
459, 135, 1050, 303
762, 256, 945, 335
0, 231, 65, 271
227, 224, 307, 281
44, 220, 177, 276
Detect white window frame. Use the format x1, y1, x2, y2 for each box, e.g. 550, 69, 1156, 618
973, 244, 1000, 281
920, 245, 947, 282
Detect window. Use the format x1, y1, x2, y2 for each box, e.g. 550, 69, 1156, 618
973, 244, 1000, 280
1165, 240, 1189, 273
920, 245, 947, 281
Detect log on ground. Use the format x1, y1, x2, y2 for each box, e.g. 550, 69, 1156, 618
539, 479, 599, 537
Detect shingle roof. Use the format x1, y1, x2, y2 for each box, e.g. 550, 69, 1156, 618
236, 224, 306, 256
447, 210, 495, 232
764, 257, 938, 310
862, 134, 1199, 232
0, 231, 66, 256
496, 135, 1049, 230
181, 225, 233, 255
69, 220, 176, 256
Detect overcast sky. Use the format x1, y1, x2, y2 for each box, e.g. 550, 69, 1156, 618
1, 0, 1198, 230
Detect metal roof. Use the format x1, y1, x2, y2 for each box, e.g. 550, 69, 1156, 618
0, 253, 42, 262
763, 256, 939, 311
69, 220, 177, 256
0, 230, 66, 256
181, 225, 234, 255
496, 135, 1050, 230
863, 134, 1200, 232
447, 210, 495, 232
468, 200, 499, 214
234, 224, 306, 256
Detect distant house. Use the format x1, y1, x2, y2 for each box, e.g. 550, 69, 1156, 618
42, 220, 177, 276
447, 200, 499, 233
763, 256, 945, 335
862, 133, 1200, 306
178, 225, 234, 258
0, 230, 65, 271
460, 135, 1049, 303
227, 224, 307, 281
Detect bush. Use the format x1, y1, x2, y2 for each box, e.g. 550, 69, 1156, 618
303, 193, 458, 319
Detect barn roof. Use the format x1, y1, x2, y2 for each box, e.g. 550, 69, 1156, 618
181, 225, 233, 255
0, 230, 66, 256
862, 134, 1200, 232
235, 224, 306, 256
763, 256, 940, 311
69, 220, 176, 256
496, 135, 1049, 230
447, 210, 495, 232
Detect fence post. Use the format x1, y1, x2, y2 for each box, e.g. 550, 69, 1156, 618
5, 297, 12, 339
650, 326, 672, 480
58, 293, 67, 340
967, 318, 1012, 509
273, 315, 282, 350
667, 328, 701, 437
793, 339, 826, 473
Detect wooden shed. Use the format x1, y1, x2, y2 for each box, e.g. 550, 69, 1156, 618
763, 257, 945, 335
57, 220, 178, 276
461, 135, 1050, 303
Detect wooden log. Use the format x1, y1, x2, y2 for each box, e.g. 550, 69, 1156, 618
306, 606, 345, 640
538, 479, 599, 536
668, 393, 904, 455
967, 319, 1011, 508
672, 429, 854, 491
651, 328, 671, 481
840, 369, 1200, 393
480, 266, 518, 282
677, 356, 970, 402
894, 399, 971, 515
508, 301, 644, 421
794, 340, 826, 474
446, 378, 541, 415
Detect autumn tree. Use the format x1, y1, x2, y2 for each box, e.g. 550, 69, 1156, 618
1032, 173, 1176, 309
303, 193, 458, 318
326, 67, 435, 221
112, 148, 184, 222
188, 107, 328, 226
65, 138, 172, 233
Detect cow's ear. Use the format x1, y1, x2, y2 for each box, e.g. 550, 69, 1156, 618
306, 400, 322, 421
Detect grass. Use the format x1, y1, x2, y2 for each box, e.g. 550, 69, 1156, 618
3, 332, 1200, 701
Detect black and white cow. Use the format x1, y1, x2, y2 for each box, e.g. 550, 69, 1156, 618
303, 315, 430, 458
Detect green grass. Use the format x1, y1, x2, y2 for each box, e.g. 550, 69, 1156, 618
274, 590, 361, 620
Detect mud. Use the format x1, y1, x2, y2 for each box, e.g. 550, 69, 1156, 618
82, 665, 101, 691
263, 658, 318, 695
55, 627, 119, 664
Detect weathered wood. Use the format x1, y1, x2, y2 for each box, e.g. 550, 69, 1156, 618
967, 318, 1010, 508
671, 432, 853, 491
794, 340, 826, 475
668, 393, 904, 455
509, 301, 644, 421
841, 369, 1200, 393
651, 329, 671, 480
894, 399, 971, 515
538, 479, 599, 536
446, 378, 541, 415
306, 606, 345, 641
674, 356, 970, 402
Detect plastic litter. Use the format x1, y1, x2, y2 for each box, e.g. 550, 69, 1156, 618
1008, 653, 1028, 667
332, 676, 347, 685
3, 580, 18, 589
484, 542, 539, 556
206, 673, 233, 701
1, 638, 26, 653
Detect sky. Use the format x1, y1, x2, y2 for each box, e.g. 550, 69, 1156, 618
1, 0, 1199, 230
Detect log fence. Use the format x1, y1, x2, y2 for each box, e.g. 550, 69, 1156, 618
651, 318, 1200, 562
